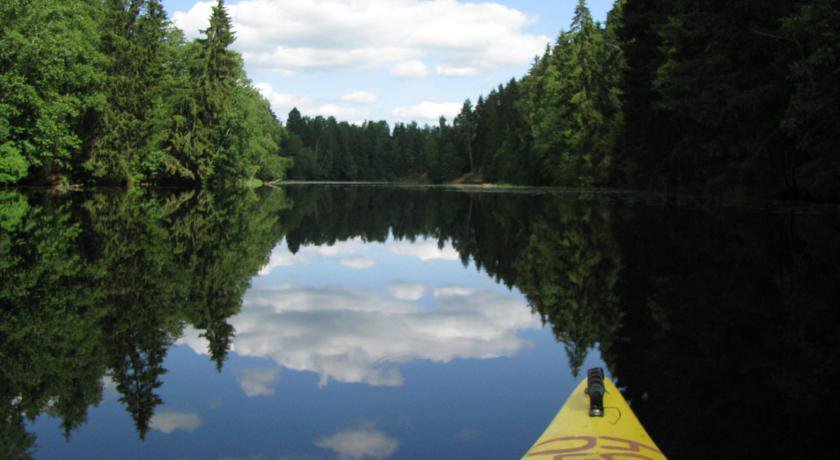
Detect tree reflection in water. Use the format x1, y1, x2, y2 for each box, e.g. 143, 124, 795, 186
1, 185, 837, 458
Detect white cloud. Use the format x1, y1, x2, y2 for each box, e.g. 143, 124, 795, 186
179, 284, 538, 387
341, 258, 377, 269
150, 412, 202, 434
171, 0, 548, 75
315, 425, 398, 460
255, 83, 369, 121
434, 287, 475, 297
390, 60, 430, 79
436, 65, 479, 77
234, 367, 280, 397
341, 91, 378, 104
387, 240, 461, 261
391, 101, 462, 122
389, 283, 425, 301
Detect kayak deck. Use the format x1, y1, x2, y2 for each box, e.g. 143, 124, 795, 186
523, 373, 666, 459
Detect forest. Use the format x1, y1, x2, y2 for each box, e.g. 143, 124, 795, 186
283, 0, 839, 200
0, 0, 291, 187
1, 0, 838, 197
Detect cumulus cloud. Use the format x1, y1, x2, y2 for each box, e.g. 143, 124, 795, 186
341, 91, 378, 104
436, 65, 479, 77
179, 283, 538, 387
171, 0, 549, 75
341, 258, 377, 269
315, 424, 399, 459
391, 101, 462, 122
234, 367, 280, 397
434, 286, 475, 297
255, 82, 369, 121
389, 283, 425, 301
390, 60, 430, 79
150, 412, 202, 434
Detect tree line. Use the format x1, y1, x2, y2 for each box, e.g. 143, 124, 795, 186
284, 0, 839, 200
0, 0, 291, 188
281, 0, 620, 186
2, 0, 836, 196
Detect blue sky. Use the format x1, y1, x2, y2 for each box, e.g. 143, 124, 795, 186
161, 0, 615, 125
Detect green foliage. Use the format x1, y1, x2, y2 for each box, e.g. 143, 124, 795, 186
528, 0, 622, 186
283, 0, 835, 200
0, 0, 290, 187
614, 0, 838, 199
86, 0, 172, 186
780, 0, 840, 199
0, 0, 106, 181
164, 1, 289, 185
285, 0, 624, 188
2, 0, 837, 199
0, 143, 29, 184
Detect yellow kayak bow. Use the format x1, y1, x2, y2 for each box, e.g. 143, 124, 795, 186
523, 368, 666, 459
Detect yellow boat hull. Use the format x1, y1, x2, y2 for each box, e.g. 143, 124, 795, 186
523, 376, 666, 459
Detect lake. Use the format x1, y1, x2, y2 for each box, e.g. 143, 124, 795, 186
1, 185, 838, 459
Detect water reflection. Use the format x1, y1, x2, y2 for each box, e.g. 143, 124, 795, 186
315, 423, 400, 459
1, 186, 838, 459
179, 275, 537, 388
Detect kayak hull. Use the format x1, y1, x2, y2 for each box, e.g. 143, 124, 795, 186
523, 377, 666, 459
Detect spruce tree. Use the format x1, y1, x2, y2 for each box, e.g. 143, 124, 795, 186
88, 0, 170, 186
454, 100, 477, 173
166, 0, 243, 184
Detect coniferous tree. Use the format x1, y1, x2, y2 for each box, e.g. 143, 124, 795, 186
531, 0, 619, 186
454, 100, 477, 173
87, 0, 171, 186
166, 0, 236, 183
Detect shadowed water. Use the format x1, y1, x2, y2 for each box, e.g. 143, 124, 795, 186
1, 185, 838, 459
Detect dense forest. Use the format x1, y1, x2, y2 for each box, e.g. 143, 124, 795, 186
0, 0, 291, 187
2, 185, 837, 457
284, 0, 839, 200
2, 0, 838, 195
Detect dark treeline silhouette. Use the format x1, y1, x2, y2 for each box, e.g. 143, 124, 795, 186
616, 0, 840, 200
604, 203, 840, 458
284, 0, 839, 200
2, 185, 838, 456
0, 0, 290, 188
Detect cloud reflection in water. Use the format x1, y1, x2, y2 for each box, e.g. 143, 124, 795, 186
180, 283, 537, 388
181, 237, 540, 391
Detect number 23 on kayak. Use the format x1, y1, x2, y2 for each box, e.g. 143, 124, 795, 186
523, 368, 666, 459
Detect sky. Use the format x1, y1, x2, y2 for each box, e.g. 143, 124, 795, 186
161, 0, 616, 125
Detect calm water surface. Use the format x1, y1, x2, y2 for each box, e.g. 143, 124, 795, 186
1, 185, 838, 459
